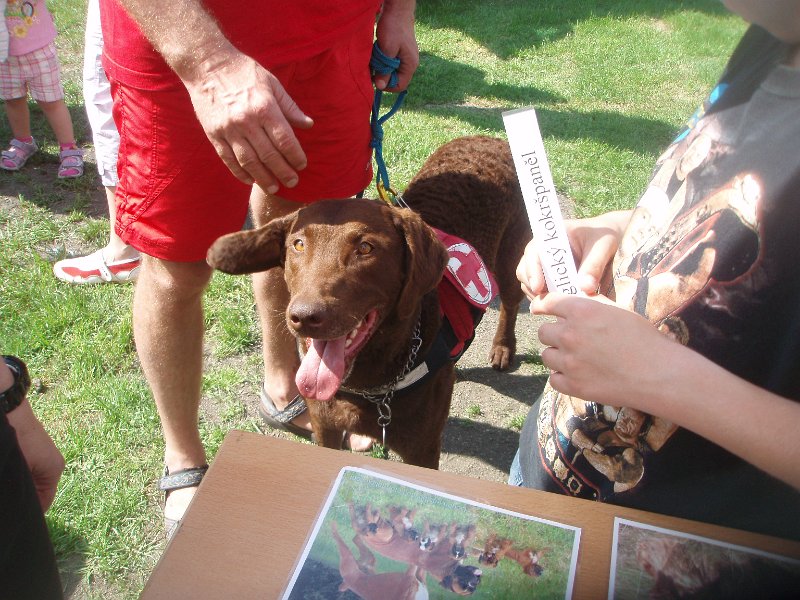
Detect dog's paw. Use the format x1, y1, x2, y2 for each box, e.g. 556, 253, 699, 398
489, 345, 514, 370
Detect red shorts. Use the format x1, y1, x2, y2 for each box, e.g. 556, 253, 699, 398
111, 30, 374, 262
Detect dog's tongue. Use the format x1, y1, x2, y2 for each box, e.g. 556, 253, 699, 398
296, 337, 346, 401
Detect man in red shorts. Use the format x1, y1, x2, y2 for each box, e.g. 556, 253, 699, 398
99, 0, 418, 535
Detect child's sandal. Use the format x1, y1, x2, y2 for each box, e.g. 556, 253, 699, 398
1, 138, 38, 171
58, 148, 84, 179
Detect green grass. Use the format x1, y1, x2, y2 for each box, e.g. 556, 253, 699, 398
466, 403, 482, 418
0, 1, 746, 597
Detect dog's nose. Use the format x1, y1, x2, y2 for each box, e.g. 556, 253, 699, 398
288, 301, 328, 332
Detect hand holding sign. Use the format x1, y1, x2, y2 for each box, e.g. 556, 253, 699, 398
503, 108, 580, 296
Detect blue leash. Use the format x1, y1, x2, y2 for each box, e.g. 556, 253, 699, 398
369, 42, 407, 206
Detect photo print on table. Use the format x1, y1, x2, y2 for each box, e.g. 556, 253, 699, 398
609, 518, 800, 600
281, 466, 581, 599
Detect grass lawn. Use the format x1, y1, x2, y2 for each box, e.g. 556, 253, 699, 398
0, 1, 745, 597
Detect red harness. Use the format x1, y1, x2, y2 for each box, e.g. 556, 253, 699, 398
337, 229, 497, 401
434, 229, 498, 357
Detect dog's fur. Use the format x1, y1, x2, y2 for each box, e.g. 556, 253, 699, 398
477, 533, 548, 577
345, 504, 483, 595
208, 136, 530, 467
637, 537, 800, 599
330, 521, 428, 600
477, 533, 514, 567
503, 546, 549, 578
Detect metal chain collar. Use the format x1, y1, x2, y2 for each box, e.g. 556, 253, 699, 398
360, 317, 422, 442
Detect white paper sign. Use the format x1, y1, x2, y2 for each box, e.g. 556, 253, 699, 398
503, 107, 580, 295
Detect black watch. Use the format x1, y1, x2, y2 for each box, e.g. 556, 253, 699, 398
1, 355, 31, 414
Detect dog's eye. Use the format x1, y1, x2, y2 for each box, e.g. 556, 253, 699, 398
292, 239, 305, 252
356, 241, 373, 255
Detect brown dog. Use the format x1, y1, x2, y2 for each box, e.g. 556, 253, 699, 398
330, 521, 428, 600
477, 534, 548, 577
504, 546, 549, 578
477, 533, 514, 567
345, 505, 483, 596
208, 136, 530, 467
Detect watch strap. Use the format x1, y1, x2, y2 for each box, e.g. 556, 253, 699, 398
1, 355, 31, 414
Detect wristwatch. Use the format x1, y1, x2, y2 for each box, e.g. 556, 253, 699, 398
1, 355, 31, 414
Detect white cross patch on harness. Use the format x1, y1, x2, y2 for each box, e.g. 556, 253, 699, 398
446, 242, 493, 305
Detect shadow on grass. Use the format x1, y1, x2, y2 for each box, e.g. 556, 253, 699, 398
48, 518, 89, 599
416, 0, 729, 60
434, 104, 677, 158
391, 50, 679, 157
405, 51, 567, 109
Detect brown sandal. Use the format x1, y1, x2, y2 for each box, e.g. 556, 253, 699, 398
159, 464, 208, 539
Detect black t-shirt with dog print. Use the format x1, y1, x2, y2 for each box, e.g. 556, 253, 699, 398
518, 26, 800, 541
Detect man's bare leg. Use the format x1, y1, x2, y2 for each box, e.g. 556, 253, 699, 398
249, 187, 311, 430
249, 186, 373, 449
133, 254, 211, 522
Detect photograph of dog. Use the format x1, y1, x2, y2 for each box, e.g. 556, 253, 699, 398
207, 136, 531, 468
611, 519, 800, 600
281, 467, 579, 599
478, 533, 550, 578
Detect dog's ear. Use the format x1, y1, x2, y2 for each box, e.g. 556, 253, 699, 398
206, 213, 295, 274
393, 208, 449, 320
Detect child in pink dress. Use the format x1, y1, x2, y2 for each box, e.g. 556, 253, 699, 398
1, 0, 83, 177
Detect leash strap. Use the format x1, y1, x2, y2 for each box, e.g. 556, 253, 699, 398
369, 42, 407, 206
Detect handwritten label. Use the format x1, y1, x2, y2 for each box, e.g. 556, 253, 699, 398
503, 107, 579, 295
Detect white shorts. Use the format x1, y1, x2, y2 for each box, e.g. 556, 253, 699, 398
83, 0, 119, 186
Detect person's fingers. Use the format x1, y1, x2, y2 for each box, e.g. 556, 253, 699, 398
531, 292, 568, 317
521, 282, 536, 300
374, 73, 389, 91
537, 320, 558, 348
270, 86, 312, 172
243, 129, 300, 191
531, 290, 612, 317
218, 123, 302, 193
273, 84, 314, 131
389, 55, 419, 91
538, 346, 563, 374
209, 138, 255, 185
516, 247, 547, 297
262, 123, 306, 176
576, 234, 617, 294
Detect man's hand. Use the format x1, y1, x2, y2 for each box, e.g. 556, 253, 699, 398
374, 0, 419, 91
183, 52, 314, 194
7, 399, 65, 512
115, 0, 315, 194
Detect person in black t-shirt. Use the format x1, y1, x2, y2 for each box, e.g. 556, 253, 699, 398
512, 1, 800, 541
0, 356, 64, 599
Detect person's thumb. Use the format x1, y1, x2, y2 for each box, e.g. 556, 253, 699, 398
577, 237, 616, 295
277, 92, 314, 130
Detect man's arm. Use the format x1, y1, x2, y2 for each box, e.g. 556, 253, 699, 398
112, 0, 313, 194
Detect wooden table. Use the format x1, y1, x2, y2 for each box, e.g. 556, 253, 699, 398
141, 430, 800, 599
